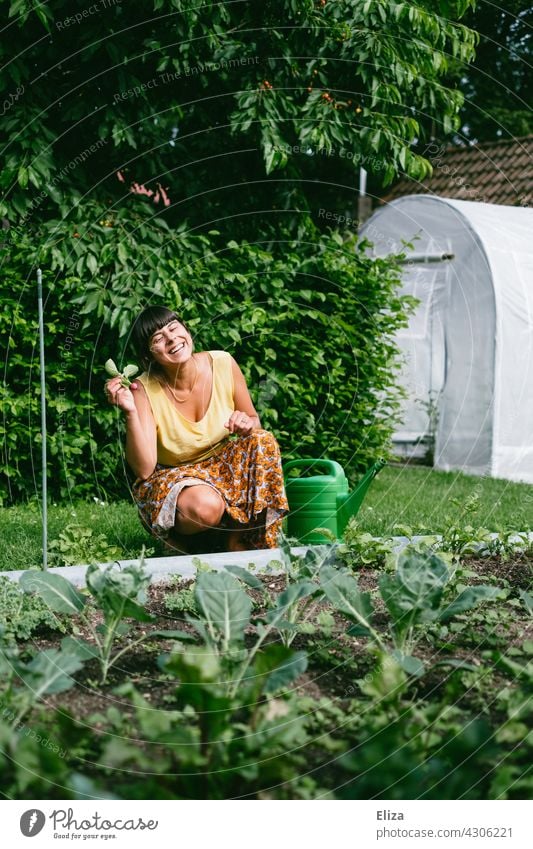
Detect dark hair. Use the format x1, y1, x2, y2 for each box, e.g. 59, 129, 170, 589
130, 306, 193, 372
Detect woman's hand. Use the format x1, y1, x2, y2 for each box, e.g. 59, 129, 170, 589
105, 376, 139, 414
224, 411, 258, 437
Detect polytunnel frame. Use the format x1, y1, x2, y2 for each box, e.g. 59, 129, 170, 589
362, 195, 499, 478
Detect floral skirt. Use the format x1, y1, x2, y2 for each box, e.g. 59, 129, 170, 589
132, 429, 290, 552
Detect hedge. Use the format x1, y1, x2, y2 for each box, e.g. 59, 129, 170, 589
0, 204, 415, 504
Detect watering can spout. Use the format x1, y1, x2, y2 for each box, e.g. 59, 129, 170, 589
336, 458, 386, 538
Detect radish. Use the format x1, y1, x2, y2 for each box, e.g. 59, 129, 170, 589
104, 358, 139, 388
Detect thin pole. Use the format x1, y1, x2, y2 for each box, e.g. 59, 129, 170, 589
359, 166, 367, 197
37, 267, 48, 569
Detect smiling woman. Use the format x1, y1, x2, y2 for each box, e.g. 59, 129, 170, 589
105, 305, 289, 554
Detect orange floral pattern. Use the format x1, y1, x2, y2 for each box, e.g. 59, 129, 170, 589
132, 428, 289, 551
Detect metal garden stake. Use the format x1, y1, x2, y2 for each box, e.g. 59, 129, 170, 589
37, 267, 48, 569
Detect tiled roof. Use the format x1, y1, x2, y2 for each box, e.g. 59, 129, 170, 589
381, 135, 532, 208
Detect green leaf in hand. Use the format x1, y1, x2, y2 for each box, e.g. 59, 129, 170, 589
104, 358, 139, 387
104, 359, 120, 377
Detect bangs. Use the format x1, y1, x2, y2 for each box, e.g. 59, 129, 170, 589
131, 306, 188, 369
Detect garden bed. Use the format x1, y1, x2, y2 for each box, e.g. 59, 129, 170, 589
28, 564, 529, 717
1, 536, 531, 801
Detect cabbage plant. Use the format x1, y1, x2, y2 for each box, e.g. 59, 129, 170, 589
320, 548, 502, 679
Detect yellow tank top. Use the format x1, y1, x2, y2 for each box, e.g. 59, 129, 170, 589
137, 350, 235, 466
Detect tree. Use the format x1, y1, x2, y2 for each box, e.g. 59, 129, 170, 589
1, 0, 478, 235
0, 0, 480, 503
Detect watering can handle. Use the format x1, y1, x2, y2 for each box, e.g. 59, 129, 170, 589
283, 458, 346, 479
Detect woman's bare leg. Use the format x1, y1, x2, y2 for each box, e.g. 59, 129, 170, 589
174, 485, 226, 536
226, 508, 268, 552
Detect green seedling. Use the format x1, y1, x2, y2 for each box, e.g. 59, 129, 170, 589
320, 547, 502, 683
104, 358, 139, 388
171, 569, 309, 699
20, 551, 192, 684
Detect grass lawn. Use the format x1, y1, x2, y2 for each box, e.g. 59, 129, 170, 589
0, 498, 151, 572
358, 463, 533, 536
1, 464, 532, 571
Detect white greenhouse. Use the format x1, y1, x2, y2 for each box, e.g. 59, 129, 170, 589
361, 195, 533, 484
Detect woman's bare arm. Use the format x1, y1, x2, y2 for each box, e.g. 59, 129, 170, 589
124, 381, 157, 479
229, 356, 261, 429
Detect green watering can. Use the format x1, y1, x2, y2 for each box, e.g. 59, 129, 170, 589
282, 458, 386, 544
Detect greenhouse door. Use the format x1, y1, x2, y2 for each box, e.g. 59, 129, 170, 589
393, 264, 448, 457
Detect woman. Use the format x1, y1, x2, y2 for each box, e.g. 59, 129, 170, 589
105, 305, 289, 554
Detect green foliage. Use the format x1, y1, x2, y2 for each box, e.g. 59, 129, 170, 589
416, 493, 533, 561
340, 517, 394, 567
225, 532, 343, 647
149, 566, 315, 797
436, 495, 496, 557
457, 1, 532, 142
104, 564, 314, 797
0, 0, 479, 506
379, 548, 502, 650
0, 629, 84, 728
20, 649, 85, 698
48, 524, 123, 566
0, 0, 477, 228
327, 652, 533, 800
336, 701, 505, 800
53, 677, 316, 800
520, 590, 533, 617
264, 580, 320, 648
20, 569, 86, 615
0, 210, 185, 502
258, 531, 342, 645
2, 539, 530, 800
164, 582, 198, 617
0, 719, 74, 800
1, 468, 529, 571
0, 576, 68, 642
320, 562, 382, 642
194, 570, 253, 650
85, 559, 152, 623
321, 547, 502, 680
277, 529, 339, 582
171, 565, 311, 701
0, 498, 154, 571
104, 360, 139, 388
356, 465, 533, 538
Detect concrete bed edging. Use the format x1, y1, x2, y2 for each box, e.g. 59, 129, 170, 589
4, 546, 303, 588
2, 531, 532, 588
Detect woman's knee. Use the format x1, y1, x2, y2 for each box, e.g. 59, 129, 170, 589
176, 485, 226, 530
